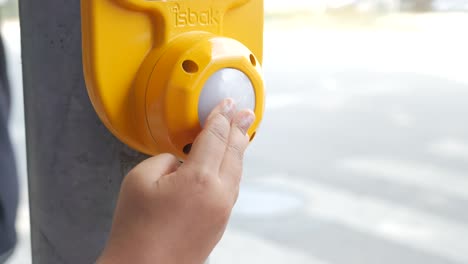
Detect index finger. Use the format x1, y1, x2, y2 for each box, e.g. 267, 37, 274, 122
184, 99, 236, 172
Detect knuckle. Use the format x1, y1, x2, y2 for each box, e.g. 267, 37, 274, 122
227, 143, 245, 161
206, 115, 230, 144
192, 166, 216, 186
213, 199, 232, 222
200, 194, 232, 223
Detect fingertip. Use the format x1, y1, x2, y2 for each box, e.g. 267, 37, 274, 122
202, 98, 237, 127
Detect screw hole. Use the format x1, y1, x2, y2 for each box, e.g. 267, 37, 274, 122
250, 132, 257, 142
182, 60, 199, 73
249, 54, 257, 67
183, 143, 193, 154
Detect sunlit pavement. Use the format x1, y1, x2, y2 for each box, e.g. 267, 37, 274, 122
5, 13, 468, 264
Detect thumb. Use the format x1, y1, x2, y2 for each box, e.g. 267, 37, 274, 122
126, 154, 180, 184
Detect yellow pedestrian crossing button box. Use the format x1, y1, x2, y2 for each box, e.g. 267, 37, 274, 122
81, 0, 265, 157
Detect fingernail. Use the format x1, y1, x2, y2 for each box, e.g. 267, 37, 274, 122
238, 111, 255, 134
222, 98, 236, 116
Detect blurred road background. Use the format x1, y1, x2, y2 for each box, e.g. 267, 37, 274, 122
3, 1, 468, 263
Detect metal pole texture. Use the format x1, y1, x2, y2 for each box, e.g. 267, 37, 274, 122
19, 0, 147, 263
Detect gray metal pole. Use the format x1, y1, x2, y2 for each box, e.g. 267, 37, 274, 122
19, 0, 147, 263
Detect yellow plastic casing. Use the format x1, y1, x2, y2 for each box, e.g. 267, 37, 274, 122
81, 0, 265, 158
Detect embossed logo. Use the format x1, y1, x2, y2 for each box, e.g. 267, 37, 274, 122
172, 5, 220, 27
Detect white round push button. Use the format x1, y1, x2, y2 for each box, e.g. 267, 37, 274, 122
198, 68, 256, 126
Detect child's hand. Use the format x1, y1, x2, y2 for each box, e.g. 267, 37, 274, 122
97, 99, 255, 264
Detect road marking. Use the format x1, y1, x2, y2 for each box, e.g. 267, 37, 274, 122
257, 176, 468, 263
212, 229, 329, 264
338, 157, 468, 201
234, 184, 304, 217
428, 138, 468, 162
